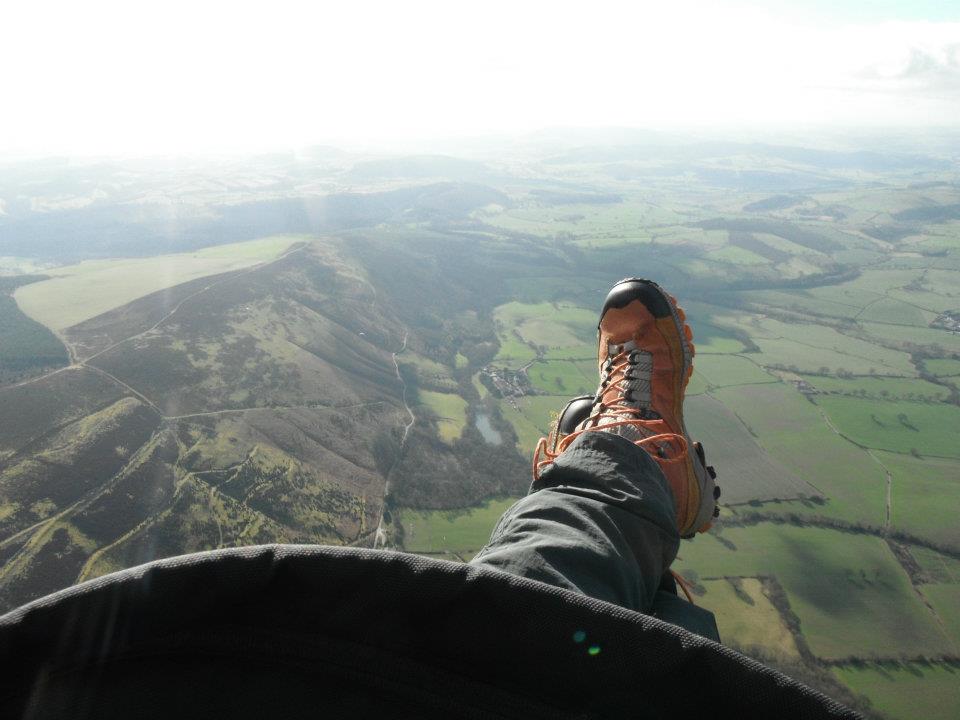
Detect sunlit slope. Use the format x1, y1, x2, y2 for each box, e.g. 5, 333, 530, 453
13, 236, 297, 332
0, 233, 533, 611
0, 239, 409, 609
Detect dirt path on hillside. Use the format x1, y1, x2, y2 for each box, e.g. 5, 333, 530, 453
82, 245, 306, 365
373, 332, 415, 549
1, 245, 305, 395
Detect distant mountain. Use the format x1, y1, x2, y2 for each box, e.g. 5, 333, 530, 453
544, 141, 949, 173
344, 155, 490, 182
0, 182, 508, 261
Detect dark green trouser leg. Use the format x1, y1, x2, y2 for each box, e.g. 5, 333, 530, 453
470, 431, 719, 641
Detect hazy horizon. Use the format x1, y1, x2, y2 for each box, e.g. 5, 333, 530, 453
3, 124, 960, 166
3, 0, 959, 158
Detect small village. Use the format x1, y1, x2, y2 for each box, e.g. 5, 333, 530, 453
931, 311, 960, 335
479, 364, 537, 409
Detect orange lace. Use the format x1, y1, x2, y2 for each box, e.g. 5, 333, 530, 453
671, 570, 696, 604
531, 352, 688, 481
532, 425, 687, 481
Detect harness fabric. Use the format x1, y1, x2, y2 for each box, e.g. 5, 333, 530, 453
0, 545, 858, 719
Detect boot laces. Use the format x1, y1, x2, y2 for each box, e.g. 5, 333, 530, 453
533, 346, 688, 481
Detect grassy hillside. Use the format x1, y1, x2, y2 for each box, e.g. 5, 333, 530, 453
834, 664, 960, 720
0, 240, 415, 608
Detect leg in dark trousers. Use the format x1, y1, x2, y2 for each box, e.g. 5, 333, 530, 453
471, 431, 677, 612
470, 431, 719, 640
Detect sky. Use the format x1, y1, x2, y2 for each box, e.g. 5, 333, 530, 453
1, 0, 958, 156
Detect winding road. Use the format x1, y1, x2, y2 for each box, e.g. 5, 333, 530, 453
4, 246, 415, 554
1, 245, 306, 399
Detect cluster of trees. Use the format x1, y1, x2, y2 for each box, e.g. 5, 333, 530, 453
388, 423, 527, 510
723, 510, 960, 559
829, 655, 960, 669
915, 353, 960, 407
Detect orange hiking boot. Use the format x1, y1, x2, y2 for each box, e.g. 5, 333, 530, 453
534, 278, 719, 538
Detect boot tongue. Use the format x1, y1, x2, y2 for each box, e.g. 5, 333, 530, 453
606, 338, 638, 357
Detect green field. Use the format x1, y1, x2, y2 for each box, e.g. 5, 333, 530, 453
494, 301, 595, 344
403, 353, 458, 392
833, 663, 960, 720
418, 390, 468, 442
800, 374, 949, 401
713, 383, 887, 525
758, 322, 914, 376
471, 373, 489, 399
877, 451, 960, 548
817, 269, 923, 305
686, 370, 709, 396
920, 584, 960, 644
676, 524, 953, 659
497, 394, 565, 453
694, 354, 777, 388
14, 236, 297, 331
861, 321, 960, 354
699, 577, 802, 659
528, 359, 595, 395
925, 269, 960, 297
925, 358, 960, 377
464, 151, 960, 716
706, 245, 769, 265
739, 289, 867, 320
493, 301, 596, 365
482, 202, 665, 240
688, 321, 746, 354
400, 497, 519, 555
817, 396, 960, 459
888, 287, 958, 314
911, 547, 960, 583
704, 310, 917, 376
494, 334, 538, 363
858, 296, 938, 326
686, 394, 816, 504
543, 344, 595, 360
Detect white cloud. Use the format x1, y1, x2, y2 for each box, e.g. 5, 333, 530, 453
1, 1, 958, 156
857, 39, 960, 96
